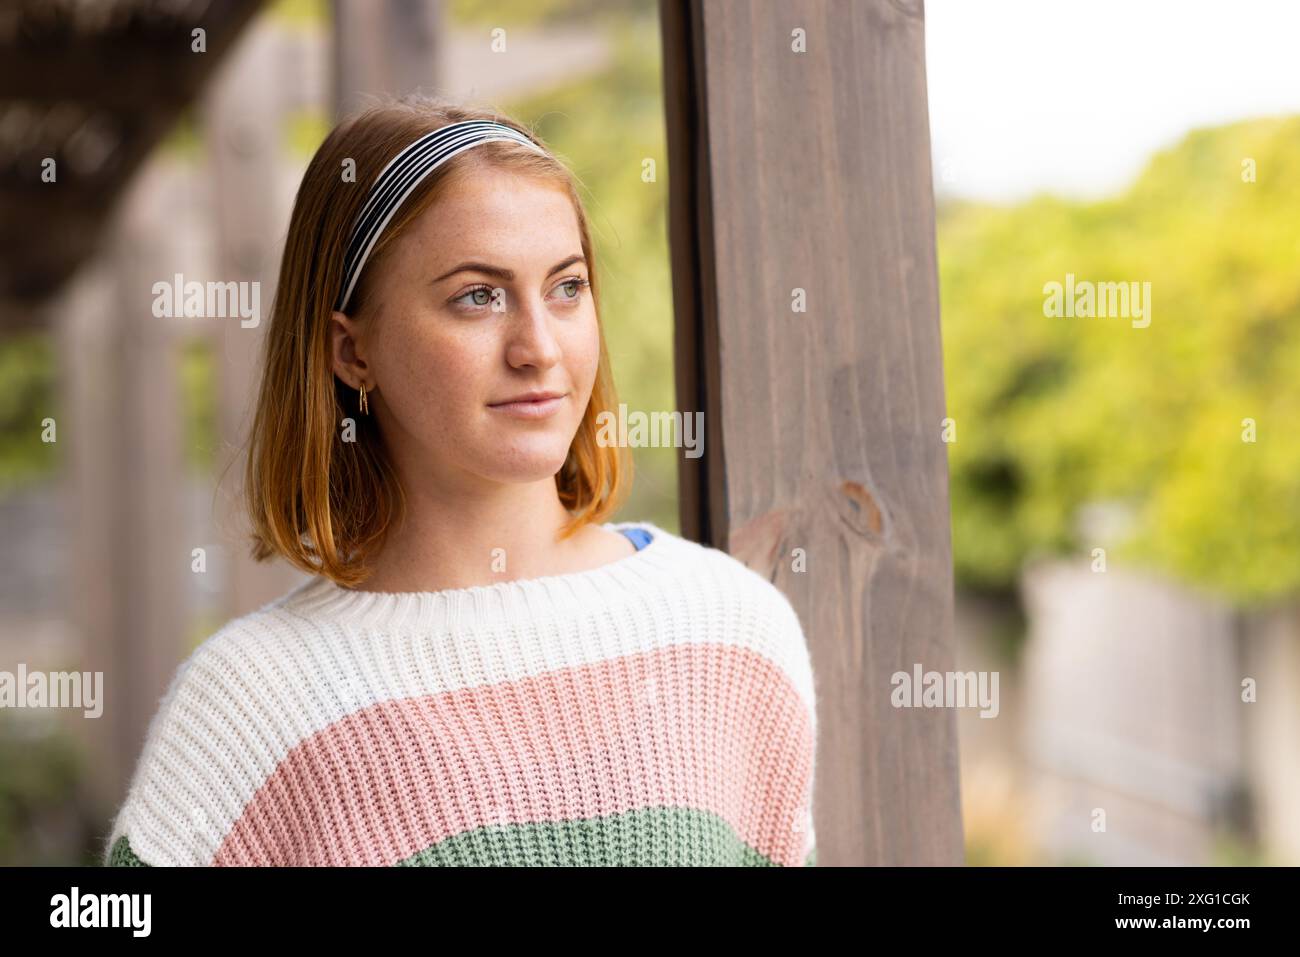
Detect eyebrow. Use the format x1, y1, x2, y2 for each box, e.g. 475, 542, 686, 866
433, 254, 586, 284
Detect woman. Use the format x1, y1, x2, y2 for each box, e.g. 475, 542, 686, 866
104, 97, 818, 867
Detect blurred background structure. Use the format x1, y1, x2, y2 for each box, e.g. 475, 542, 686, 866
0, 0, 1296, 865
930, 0, 1300, 866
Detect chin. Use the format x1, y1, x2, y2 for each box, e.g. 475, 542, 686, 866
478, 442, 572, 483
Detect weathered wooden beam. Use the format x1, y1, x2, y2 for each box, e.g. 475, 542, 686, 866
0, 0, 266, 313
59, 164, 189, 818
330, 0, 442, 121
0, 46, 219, 114
660, 0, 962, 866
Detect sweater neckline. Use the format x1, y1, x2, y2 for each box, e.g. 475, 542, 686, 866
277, 520, 686, 633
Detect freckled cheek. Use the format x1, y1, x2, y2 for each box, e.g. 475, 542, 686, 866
566, 313, 602, 396
384, 329, 487, 423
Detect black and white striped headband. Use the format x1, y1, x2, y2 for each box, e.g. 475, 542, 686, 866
334, 119, 547, 313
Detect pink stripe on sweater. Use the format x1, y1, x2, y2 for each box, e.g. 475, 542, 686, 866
213, 642, 813, 866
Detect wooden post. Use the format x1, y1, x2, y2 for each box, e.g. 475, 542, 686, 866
331, 0, 443, 120
659, 0, 963, 865
60, 166, 189, 814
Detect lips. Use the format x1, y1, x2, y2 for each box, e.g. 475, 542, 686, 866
487, 392, 567, 419
488, 391, 565, 406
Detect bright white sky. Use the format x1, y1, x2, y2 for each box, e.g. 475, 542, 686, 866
925, 0, 1300, 202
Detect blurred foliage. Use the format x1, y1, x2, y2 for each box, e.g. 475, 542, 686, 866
285, 108, 332, 158
940, 115, 1300, 605
0, 332, 58, 492
1211, 830, 1278, 866
0, 713, 84, 866
0, 332, 212, 490
187, 609, 227, 655
159, 107, 203, 160
270, 0, 327, 28
181, 337, 217, 476
162, 0, 328, 158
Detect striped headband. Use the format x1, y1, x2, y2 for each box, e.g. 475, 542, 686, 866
334, 119, 548, 313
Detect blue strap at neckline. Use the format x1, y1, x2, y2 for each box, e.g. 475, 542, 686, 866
619, 527, 654, 551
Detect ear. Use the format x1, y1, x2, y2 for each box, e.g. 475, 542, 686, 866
330, 310, 371, 391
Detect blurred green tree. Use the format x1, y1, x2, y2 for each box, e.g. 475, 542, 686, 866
940, 115, 1300, 604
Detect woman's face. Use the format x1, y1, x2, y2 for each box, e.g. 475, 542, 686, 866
333, 165, 600, 493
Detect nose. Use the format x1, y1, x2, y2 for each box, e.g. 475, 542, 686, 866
504, 293, 563, 370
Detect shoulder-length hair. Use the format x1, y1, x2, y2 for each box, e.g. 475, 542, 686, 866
243, 96, 630, 587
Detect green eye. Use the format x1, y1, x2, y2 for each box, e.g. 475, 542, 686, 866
454, 286, 494, 307
557, 278, 590, 300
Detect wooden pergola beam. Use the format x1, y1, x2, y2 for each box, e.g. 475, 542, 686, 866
660, 0, 963, 866
0, 0, 266, 312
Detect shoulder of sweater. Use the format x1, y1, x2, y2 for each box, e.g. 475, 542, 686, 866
139, 578, 317, 710
671, 532, 806, 625
205, 574, 325, 647
104, 593, 348, 865
144, 585, 308, 723
103, 576, 328, 864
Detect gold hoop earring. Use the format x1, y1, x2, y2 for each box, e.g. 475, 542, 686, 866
358, 383, 369, 415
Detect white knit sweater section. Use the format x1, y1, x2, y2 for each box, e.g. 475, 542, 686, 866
103, 521, 819, 866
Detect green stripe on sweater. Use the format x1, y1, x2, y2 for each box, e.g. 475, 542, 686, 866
397, 805, 793, 866
107, 834, 151, 866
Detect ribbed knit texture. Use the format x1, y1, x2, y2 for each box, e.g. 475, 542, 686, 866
102, 521, 818, 867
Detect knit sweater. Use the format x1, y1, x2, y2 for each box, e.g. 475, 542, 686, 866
103, 520, 818, 867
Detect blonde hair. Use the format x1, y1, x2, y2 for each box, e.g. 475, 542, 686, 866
243, 96, 630, 587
